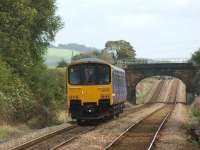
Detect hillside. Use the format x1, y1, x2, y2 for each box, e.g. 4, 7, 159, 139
56, 43, 100, 52
45, 48, 80, 67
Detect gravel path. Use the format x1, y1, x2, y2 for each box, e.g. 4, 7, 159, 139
57, 104, 165, 150
155, 103, 200, 150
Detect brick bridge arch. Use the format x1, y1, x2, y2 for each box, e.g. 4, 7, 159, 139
125, 63, 200, 104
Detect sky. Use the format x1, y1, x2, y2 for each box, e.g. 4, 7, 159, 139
54, 0, 200, 58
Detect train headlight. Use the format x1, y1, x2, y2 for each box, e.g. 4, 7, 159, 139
101, 95, 110, 99
69, 96, 79, 99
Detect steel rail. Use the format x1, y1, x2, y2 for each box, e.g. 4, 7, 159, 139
147, 110, 172, 150
10, 125, 77, 150
104, 105, 167, 150
147, 80, 179, 150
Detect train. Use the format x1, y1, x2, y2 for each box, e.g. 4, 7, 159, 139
67, 58, 127, 124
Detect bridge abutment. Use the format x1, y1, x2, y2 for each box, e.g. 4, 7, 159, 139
125, 63, 199, 104
127, 86, 136, 104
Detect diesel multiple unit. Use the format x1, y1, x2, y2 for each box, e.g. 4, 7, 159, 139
67, 58, 127, 124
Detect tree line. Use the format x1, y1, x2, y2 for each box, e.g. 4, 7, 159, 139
0, 0, 64, 127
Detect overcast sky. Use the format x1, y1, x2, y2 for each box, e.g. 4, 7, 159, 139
54, 0, 200, 58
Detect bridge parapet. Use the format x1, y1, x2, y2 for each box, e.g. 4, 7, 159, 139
117, 58, 191, 68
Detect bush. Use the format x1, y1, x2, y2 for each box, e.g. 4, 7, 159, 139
191, 97, 200, 125
0, 58, 35, 123
25, 66, 66, 128
57, 59, 68, 68
0, 57, 66, 128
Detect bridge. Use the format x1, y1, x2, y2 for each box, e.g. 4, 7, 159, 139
124, 61, 200, 104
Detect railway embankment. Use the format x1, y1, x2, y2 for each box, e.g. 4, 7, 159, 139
136, 78, 160, 104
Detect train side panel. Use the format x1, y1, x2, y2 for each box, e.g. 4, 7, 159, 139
112, 68, 127, 105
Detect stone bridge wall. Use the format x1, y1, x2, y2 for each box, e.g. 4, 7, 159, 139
125, 63, 200, 104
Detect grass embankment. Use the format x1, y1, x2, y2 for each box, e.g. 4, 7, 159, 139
136, 78, 159, 104
0, 124, 32, 142
45, 48, 80, 67
0, 125, 18, 140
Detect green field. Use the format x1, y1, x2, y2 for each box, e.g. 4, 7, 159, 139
45, 48, 80, 67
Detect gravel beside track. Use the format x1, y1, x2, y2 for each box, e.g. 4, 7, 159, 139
0, 123, 73, 150
176, 81, 186, 103
155, 104, 200, 150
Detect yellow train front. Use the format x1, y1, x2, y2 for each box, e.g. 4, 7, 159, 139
67, 58, 127, 124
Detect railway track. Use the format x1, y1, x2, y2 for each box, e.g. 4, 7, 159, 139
10, 125, 95, 150
8, 79, 175, 150
146, 80, 165, 103
104, 80, 178, 150
122, 80, 166, 117
8, 103, 160, 150
104, 104, 175, 150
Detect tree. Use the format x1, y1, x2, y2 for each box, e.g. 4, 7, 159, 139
104, 40, 136, 60
57, 59, 68, 68
0, 0, 63, 76
0, 0, 64, 124
192, 48, 200, 65
191, 48, 200, 95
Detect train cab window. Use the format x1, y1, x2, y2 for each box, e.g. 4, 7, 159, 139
69, 66, 81, 84
97, 65, 110, 84
69, 64, 110, 85
83, 65, 96, 84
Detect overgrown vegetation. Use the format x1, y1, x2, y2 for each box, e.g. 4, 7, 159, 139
192, 48, 200, 65
0, 0, 65, 129
192, 48, 200, 94
57, 59, 68, 67
189, 49, 200, 142
0, 57, 35, 123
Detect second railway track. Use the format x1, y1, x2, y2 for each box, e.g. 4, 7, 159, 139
104, 104, 175, 150
104, 80, 179, 150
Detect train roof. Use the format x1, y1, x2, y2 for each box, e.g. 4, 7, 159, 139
70, 58, 125, 72
71, 58, 108, 65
